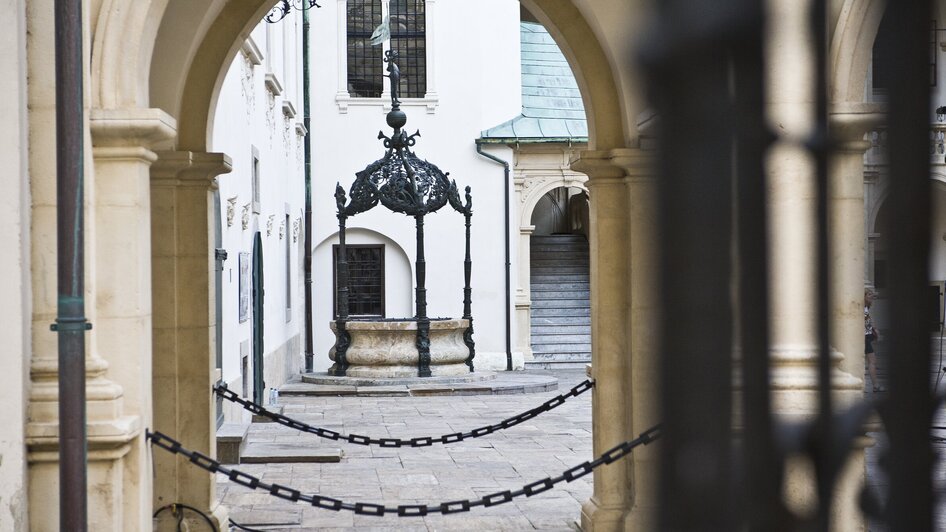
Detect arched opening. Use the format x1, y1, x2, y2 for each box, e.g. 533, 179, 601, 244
527, 186, 591, 369
139, 0, 637, 527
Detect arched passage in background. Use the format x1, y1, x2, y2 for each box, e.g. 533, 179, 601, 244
526, 186, 591, 369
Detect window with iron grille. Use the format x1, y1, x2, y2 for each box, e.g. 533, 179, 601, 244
346, 0, 426, 99
333, 244, 385, 317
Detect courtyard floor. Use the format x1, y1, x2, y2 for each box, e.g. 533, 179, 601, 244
218, 369, 594, 531
217, 345, 946, 531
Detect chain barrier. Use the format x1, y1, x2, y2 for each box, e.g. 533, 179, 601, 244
146, 423, 661, 516
213, 379, 595, 447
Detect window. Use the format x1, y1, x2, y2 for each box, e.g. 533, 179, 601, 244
347, 0, 383, 97
389, 0, 427, 98
251, 147, 261, 213
333, 244, 385, 318
346, 0, 426, 99
285, 212, 292, 322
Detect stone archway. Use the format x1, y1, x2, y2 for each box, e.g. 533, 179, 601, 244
513, 154, 588, 364
77, 0, 648, 529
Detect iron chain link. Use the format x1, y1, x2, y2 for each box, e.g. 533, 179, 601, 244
213, 379, 596, 446
146, 423, 661, 516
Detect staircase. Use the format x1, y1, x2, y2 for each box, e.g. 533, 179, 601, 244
527, 234, 591, 369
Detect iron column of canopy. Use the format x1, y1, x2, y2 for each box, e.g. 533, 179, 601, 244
330, 50, 475, 377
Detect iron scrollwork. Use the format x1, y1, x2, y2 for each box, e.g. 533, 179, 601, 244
449, 182, 475, 370
331, 52, 474, 376
265, 0, 321, 24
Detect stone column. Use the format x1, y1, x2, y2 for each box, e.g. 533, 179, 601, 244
573, 150, 631, 532
24, 4, 140, 530
89, 108, 177, 532
515, 224, 535, 360
766, 0, 862, 527
151, 151, 232, 528
829, 105, 884, 383
613, 148, 659, 532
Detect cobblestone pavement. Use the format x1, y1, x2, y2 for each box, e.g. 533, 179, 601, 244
218, 370, 593, 531
217, 346, 946, 531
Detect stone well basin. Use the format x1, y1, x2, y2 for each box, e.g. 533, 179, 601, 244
329, 318, 471, 378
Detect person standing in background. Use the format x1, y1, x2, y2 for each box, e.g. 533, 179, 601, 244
865, 289, 884, 392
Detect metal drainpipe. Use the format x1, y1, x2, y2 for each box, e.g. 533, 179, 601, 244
475, 142, 513, 371
303, 5, 314, 373
53, 0, 90, 529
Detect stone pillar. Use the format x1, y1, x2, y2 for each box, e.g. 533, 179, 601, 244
766, 0, 863, 527
613, 148, 659, 532
515, 225, 535, 360
24, 4, 141, 531
829, 106, 884, 383
151, 151, 232, 528
88, 108, 177, 532
573, 150, 631, 532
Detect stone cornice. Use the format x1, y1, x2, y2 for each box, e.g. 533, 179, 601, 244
829, 102, 885, 145
151, 151, 233, 187
90, 108, 177, 149
571, 148, 654, 182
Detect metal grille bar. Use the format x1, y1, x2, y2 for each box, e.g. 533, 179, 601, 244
883, 1, 935, 530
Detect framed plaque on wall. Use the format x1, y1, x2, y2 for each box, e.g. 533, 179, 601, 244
239, 251, 250, 323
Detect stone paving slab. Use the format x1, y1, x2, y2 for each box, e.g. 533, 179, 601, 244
281, 372, 560, 398
218, 369, 591, 530
240, 443, 344, 464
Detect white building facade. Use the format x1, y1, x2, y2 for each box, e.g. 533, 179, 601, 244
308, 0, 524, 372
212, 14, 307, 415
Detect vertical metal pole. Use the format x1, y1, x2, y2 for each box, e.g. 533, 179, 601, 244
461, 192, 475, 371
53, 0, 89, 529
303, 2, 315, 373
884, 1, 934, 530
415, 214, 432, 377
810, 1, 833, 529
331, 215, 350, 376
645, 1, 736, 528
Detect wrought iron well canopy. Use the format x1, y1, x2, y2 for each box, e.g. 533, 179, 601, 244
331, 51, 475, 377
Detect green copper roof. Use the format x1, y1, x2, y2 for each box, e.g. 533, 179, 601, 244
479, 22, 588, 143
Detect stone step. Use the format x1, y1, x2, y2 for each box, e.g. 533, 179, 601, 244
531, 299, 591, 309
532, 233, 588, 241
531, 342, 592, 354
531, 307, 591, 317
251, 404, 284, 423
531, 282, 590, 291
531, 325, 591, 335
239, 443, 343, 464
524, 360, 592, 370
531, 258, 588, 265
531, 334, 591, 345
530, 351, 591, 362
530, 316, 591, 326
216, 423, 249, 465
531, 274, 590, 283
530, 251, 589, 260
530, 267, 590, 275
530, 290, 590, 300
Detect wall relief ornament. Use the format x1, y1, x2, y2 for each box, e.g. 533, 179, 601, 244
266, 214, 276, 236
292, 219, 301, 243
226, 196, 238, 227
241, 203, 251, 230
